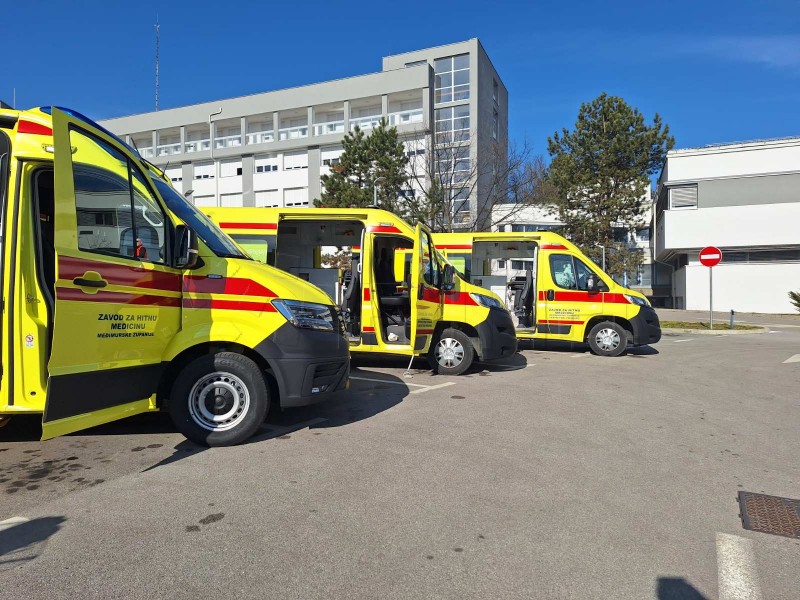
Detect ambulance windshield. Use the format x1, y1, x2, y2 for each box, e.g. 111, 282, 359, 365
151, 177, 248, 259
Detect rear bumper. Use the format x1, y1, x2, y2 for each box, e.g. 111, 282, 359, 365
475, 308, 518, 360
630, 306, 661, 346
255, 321, 350, 408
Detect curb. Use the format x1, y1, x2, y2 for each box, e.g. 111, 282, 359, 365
661, 326, 769, 336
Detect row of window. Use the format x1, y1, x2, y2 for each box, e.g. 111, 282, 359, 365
434, 54, 470, 104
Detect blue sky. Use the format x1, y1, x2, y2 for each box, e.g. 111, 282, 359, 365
5, 0, 799, 157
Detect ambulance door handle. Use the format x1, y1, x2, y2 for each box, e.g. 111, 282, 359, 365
73, 276, 107, 288
546, 289, 554, 301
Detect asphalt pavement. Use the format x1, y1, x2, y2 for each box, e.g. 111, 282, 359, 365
1, 318, 798, 599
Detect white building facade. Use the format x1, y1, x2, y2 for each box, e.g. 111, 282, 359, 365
99, 39, 508, 228
654, 137, 800, 313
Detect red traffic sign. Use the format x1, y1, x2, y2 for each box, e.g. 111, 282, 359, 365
699, 246, 722, 267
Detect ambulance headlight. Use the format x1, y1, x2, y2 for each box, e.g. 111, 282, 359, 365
624, 294, 650, 307
272, 300, 335, 332
469, 293, 506, 310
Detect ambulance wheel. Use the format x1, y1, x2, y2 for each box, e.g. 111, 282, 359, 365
169, 352, 269, 447
428, 328, 474, 376
587, 321, 628, 357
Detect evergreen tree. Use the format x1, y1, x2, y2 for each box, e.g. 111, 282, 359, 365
547, 93, 674, 279
315, 119, 409, 213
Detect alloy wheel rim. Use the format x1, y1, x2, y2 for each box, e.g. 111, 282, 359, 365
436, 337, 465, 368
596, 328, 621, 352
188, 371, 250, 432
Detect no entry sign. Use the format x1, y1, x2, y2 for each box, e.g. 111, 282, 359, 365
699, 246, 722, 267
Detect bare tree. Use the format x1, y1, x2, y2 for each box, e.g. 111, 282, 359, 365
401, 127, 556, 232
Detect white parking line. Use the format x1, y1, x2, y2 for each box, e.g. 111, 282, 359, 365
409, 382, 456, 394
673, 339, 693, 343
782, 354, 800, 364
350, 376, 429, 388
716, 533, 763, 600
0, 516, 29, 533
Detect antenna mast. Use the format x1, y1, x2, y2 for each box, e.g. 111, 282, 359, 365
154, 18, 160, 111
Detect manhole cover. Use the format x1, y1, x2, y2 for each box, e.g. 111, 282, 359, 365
738, 491, 800, 539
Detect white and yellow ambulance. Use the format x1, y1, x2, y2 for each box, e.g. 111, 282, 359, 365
0, 107, 348, 446
433, 232, 661, 356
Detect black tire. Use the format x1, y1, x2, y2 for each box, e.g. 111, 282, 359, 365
168, 352, 269, 446
427, 328, 475, 376
587, 321, 628, 357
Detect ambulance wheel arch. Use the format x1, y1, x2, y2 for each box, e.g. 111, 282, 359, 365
583, 316, 633, 357
427, 322, 480, 375
167, 349, 270, 446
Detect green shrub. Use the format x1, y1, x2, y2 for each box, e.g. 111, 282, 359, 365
790, 290, 800, 313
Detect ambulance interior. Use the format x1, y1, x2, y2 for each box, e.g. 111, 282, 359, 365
273, 219, 414, 344
469, 241, 538, 330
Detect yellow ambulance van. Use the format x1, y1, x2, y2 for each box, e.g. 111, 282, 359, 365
0, 107, 348, 446
204, 208, 517, 375
433, 232, 661, 356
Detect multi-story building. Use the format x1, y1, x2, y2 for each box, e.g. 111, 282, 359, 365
99, 39, 508, 228
654, 137, 800, 313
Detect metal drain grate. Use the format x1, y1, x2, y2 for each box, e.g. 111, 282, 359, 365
738, 491, 800, 539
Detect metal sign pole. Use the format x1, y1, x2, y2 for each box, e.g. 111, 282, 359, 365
709, 267, 713, 330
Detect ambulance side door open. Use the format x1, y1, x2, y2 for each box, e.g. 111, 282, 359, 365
44, 108, 182, 439
411, 224, 443, 354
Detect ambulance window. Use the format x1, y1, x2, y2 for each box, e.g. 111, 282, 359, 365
230, 234, 275, 265
549, 254, 577, 289
446, 252, 471, 279
574, 257, 595, 291
420, 233, 437, 286
129, 168, 166, 264
71, 129, 165, 263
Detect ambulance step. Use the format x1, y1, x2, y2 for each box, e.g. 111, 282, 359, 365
516, 327, 537, 333
348, 335, 361, 343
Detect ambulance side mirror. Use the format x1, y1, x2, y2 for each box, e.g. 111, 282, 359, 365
441, 264, 456, 291
586, 274, 608, 293
174, 224, 199, 270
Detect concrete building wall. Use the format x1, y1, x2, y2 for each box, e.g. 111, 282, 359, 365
654, 136, 800, 313
676, 262, 800, 314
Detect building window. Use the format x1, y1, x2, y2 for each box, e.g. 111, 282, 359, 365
322, 157, 341, 166
436, 146, 471, 184
492, 109, 499, 140
193, 162, 215, 179
254, 189, 280, 208
669, 185, 698, 209
405, 149, 425, 157
220, 193, 243, 207
435, 105, 470, 145
493, 79, 499, 103
511, 260, 535, 271
283, 151, 309, 170
254, 155, 279, 173
434, 54, 469, 103
284, 187, 309, 207
220, 159, 242, 178
405, 60, 427, 68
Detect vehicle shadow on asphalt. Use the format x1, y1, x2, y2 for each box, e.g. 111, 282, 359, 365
145, 369, 410, 468
0, 516, 66, 569
519, 338, 660, 357
656, 576, 709, 599
474, 351, 529, 373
